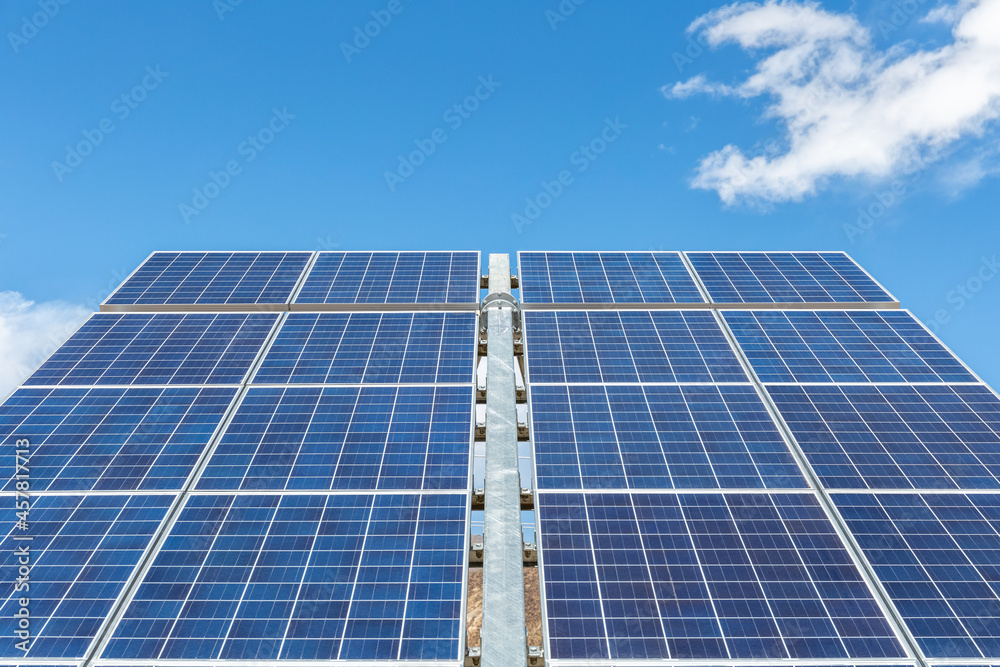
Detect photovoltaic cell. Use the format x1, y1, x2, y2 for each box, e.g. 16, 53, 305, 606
836, 492, 1000, 658
0, 494, 172, 659
294, 251, 480, 304
0, 386, 236, 492
103, 493, 465, 662
524, 310, 746, 383
770, 384, 1000, 490
530, 384, 804, 489
26, 313, 277, 386
196, 386, 471, 491
538, 492, 904, 661
254, 312, 475, 384
518, 252, 704, 304
687, 252, 894, 304
105, 252, 311, 305
726, 310, 974, 384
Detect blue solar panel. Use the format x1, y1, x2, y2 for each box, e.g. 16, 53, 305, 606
726, 310, 974, 384
687, 252, 894, 304
525, 311, 746, 383
254, 312, 475, 384
770, 384, 1000, 490
531, 384, 804, 489
517, 252, 704, 304
103, 493, 465, 661
0, 494, 172, 659
294, 252, 480, 304
197, 386, 471, 491
0, 387, 236, 492
105, 252, 311, 305
538, 492, 904, 660
836, 492, 1000, 658
26, 313, 277, 386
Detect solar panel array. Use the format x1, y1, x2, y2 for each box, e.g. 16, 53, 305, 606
9, 250, 480, 666
517, 251, 897, 305
686, 251, 896, 304
12, 249, 1000, 667
295, 251, 480, 304
105, 252, 312, 305
519, 251, 1000, 667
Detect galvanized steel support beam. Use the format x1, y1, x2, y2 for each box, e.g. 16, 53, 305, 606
480, 253, 527, 667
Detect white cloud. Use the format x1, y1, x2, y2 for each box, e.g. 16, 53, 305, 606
0, 292, 90, 399
667, 0, 1000, 204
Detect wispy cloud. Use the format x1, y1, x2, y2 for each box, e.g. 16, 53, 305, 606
665, 0, 1000, 205
0, 292, 89, 398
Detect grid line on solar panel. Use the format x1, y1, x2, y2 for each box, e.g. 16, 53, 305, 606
725, 310, 976, 384
253, 312, 476, 384
0, 494, 172, 659
104, 252, 312, 306
0, 386, 237, 493
686, 252, 896, 304
769, 384, 1000, 490
529, 383, 805, 490
294, 251, 480, 304
101, 493, 466, 662
25, 313, 278, 387
834, 493, 1000, 659
517, 252, 705, 304
195, 385, 472, 491
524, 310, 747, 384
538, 492, 906, 661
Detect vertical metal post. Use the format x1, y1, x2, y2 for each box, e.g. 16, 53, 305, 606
480, 253, 527, 667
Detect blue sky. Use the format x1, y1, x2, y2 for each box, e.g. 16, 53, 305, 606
1, 0, 999, 390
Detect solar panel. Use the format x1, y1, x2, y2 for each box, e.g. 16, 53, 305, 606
105, 252, 312, 306
254, 312, 476, 384
530, 384, 804, 489
524, 310, 746, 383
26, 313, 277, 386
294, 251, 480, 304
770, 384, 1000, 490
517, 252, 705, 304
726, 310, 975, 383
0, 494, 172, 659
687, 252, 895, 304
102, 493, 466, 661
196, 386, 472, 491
0, 386, 236, 492
537, 491, 905, 660
836, 492, 1000, 658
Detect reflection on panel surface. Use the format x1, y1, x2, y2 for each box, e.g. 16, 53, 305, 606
531, 384, 804, 490
197, 386, 472, 491
538, 492, 904, 661
525, 311, 745, 383
103, 493, 465, 662
0, 387, 236, 492
0, 495, 172, 659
